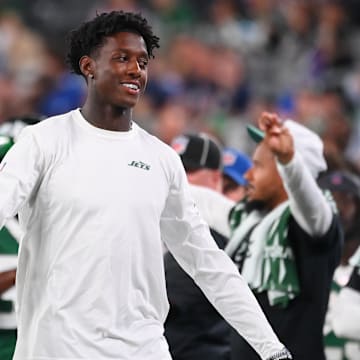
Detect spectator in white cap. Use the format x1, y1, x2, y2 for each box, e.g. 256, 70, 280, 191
222, 147, 252, 202
226, 112, 343, 360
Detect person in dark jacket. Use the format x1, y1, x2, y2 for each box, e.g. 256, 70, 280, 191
227, 112, 342, 360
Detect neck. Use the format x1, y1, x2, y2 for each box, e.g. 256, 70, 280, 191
265, 188, 289, 212
81, 102, 133, 131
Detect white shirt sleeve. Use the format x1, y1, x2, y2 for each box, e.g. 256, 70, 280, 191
277, 152, 333, 237
161, 155, 285, 360
332, 286, 360, 340
0, 127, 44, 229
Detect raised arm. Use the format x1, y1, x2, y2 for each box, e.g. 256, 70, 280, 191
259, 112, 332, 237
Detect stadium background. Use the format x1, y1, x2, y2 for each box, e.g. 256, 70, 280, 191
0, 0, 360, 173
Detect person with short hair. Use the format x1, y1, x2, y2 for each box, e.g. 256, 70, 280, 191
0, 11, 291, 360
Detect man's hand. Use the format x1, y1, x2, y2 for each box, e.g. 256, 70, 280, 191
258, 112, 294, 165
0, 269, 16, 295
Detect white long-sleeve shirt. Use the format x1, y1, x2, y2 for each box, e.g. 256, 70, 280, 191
276, 152, 333, 237
0, 109, 284, 360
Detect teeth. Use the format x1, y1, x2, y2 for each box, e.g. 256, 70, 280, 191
123, 83, 139, 90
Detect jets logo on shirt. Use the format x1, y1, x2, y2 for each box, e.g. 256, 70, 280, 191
128, 160, 151, 171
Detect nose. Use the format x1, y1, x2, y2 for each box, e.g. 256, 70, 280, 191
127, 59, 142, 77
244, 167, 253, 182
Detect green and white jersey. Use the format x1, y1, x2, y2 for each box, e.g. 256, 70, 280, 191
0, 109, 285, 360
324, 266, 360, 360
0, 220, 19, 329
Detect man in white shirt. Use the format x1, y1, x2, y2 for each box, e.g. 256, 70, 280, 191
0, 11, 291, 360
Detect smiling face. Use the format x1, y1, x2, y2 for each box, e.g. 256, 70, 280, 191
85, 31, 149, 109
244, 142, 288, 210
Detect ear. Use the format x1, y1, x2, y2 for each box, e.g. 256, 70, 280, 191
79, 55, 94, 79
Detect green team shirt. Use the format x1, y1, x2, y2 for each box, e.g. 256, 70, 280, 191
0, 226, 18, 360
324, 280, 360, 360
0, 226, 18, 313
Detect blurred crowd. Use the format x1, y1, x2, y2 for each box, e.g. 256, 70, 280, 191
1, 0, 360, 174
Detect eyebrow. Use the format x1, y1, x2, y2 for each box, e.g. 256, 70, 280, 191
112, 48, 149, 57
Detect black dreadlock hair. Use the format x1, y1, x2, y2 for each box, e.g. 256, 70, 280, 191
66, 11, 160, 77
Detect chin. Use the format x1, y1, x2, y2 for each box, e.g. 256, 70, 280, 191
117, 100, 137, 108
114, 96, 140, 109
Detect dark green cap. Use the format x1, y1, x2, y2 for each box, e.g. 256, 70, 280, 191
246, 125, 265, 143
0, 136, 14, 160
